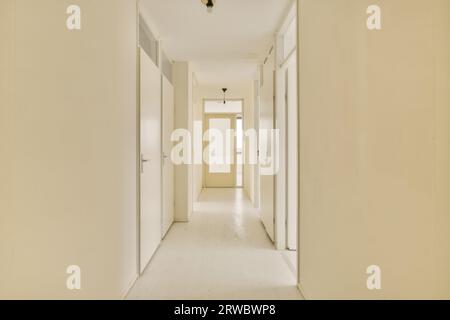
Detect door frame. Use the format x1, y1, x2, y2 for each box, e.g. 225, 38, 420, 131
259, 49, 277, 242
203, 113, 237, 188
161, 74, 175, 238
136, 9, 163, 278
138, 46, 162, 274
274, 11, 298, 251
284, 58, 298, 251
235, 114, 244, 189
202, 99, 245, 189
272, 0, 302, 295
253, 80, 261, 208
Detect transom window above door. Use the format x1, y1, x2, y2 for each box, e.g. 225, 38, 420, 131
204, 100, 243, 114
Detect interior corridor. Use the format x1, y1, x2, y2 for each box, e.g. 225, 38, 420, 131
2, 0, 449, 301
127, 189, 302, 300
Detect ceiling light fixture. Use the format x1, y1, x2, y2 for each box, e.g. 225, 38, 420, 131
222, 88, 227, 104
201, 0, 215, 13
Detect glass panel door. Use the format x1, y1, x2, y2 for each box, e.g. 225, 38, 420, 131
204, 114, 236, 188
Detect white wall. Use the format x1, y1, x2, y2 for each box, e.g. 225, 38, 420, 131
298, 0, 450, 299
192, 78, 203, 201
0, 0, 138, 299
195, 83, 255, 203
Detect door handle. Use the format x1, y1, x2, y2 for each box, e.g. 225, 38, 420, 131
141, 154, 150, 173
162, 153, 169, 164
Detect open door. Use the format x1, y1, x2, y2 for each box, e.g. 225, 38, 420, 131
204, 113, 236, 188
162, 75, 174, 237
253, 80, 261, 208
260, 49, 276, 242
139, 48, 162, 273
286, 60, 298, 251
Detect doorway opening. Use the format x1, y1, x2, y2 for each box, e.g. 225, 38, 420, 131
203, 99, 244, 189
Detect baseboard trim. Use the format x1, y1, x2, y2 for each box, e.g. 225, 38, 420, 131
122, 274, 139, 300
297, 282, 308, 300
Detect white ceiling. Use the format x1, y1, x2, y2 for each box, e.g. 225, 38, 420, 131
139, 0, 293, 86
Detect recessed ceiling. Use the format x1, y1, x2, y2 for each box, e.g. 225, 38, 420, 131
139, 0, 293, 85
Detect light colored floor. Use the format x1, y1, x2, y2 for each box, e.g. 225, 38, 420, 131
236, 152, 243, 187
127, 188, 303, 300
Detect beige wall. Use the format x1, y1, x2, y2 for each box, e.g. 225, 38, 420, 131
298, 0, 450, 299
244, 85, 256, 203
0, 0, 138, 299
434, 0, 450, 299
195, 83, 255, 203
173, 62, 193, 221
0, 0, 15, 293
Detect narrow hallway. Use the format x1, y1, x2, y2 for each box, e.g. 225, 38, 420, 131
127, 189, 302, 300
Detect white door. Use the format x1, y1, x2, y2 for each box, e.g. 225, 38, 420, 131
162, 76, 174, 237
204, 114, 236, 188
260, 50, 276, 242
253, 80, 261, 209
140, 48, 162, 273
286, 60, 298, 250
